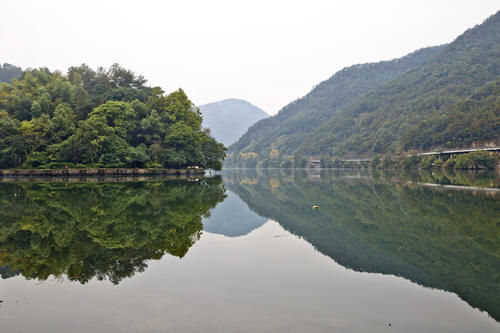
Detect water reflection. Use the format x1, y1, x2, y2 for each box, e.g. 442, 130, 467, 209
0, 169, 499, 327
0, 177, 225, 284
223, 169, 500, 321
202, 191, 267, 237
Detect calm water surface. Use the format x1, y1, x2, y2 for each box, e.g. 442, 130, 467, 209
0, 170, 499, 332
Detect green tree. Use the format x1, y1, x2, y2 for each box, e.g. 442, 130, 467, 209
161, 121, 202, 168
58, 116, 113, 165
88, 101, 135, 139
20, 114, 53, 156
50, 104, 76, 143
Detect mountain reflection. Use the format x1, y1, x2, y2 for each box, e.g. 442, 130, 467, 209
202, 190, 268, 237
0, 177, 226, 284
223, 169, 500, 322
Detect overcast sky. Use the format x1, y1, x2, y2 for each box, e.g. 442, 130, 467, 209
1, 1, 498, 114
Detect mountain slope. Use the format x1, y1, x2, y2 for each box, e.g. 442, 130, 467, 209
0, 63, 22, 83
401, 77, 500, 150
226, 46, 445, 166
200, 98, 268, 147
227, 11, 500, 166
314, 11, 500, 157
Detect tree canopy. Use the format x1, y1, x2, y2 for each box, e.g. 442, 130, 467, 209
0, 64, 226, 170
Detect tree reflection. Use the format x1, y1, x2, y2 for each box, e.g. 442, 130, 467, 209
0, 178, 225, 284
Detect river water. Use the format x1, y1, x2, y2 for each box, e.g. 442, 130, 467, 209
0, 169, 499, 332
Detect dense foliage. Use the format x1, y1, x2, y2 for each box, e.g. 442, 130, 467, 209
0, 178, 226, 284
224, 169, 500, 321
227, 11, 500, 167
373, 151, 500, 170
316, 151, 500, 170
0, 63, 22, 83
401, 78, 500, 150
0, 64, 226, 169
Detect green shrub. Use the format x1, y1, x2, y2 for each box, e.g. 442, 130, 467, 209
22, 152, 50, 168
455, 152, 497, 169
145, 162, 163, 169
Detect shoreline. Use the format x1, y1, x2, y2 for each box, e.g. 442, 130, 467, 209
0, 168, 204, 178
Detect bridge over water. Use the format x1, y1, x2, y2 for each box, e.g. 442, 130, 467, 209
414, 147, 500, 157
312, 147, 500, 166
345, 147, 500, 161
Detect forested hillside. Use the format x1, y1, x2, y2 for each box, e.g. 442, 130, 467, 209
0, 64, 225, 169
200, 98, 268, 146
227, 11, 500, 167
401, 77, 500, 150
0, 63, 22, 83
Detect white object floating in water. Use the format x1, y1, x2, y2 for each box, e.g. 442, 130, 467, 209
312, 205, 319, 209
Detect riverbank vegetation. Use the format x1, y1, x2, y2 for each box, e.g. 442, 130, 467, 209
232, 150, 499, 170
0, 64, 226, 170
319, 151, 500, 170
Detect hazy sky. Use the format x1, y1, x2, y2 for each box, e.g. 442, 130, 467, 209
1, 1, 498, 114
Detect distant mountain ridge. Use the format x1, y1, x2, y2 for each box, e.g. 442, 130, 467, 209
199, 98, 268, 147
0, 63, 22, 83
227, 11, 500, 167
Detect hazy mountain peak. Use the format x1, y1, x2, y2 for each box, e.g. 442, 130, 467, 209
199, 98, 268, 147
